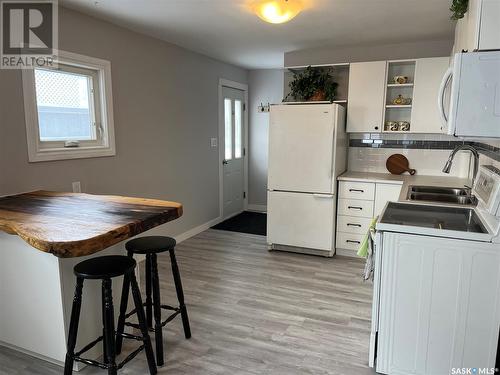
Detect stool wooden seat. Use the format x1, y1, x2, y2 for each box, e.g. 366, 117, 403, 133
116, 236, 191, 367
64, 255, 157, 375
74, 255, 136, 279
125, 236, 176, 254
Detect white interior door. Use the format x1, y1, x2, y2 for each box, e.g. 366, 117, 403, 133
222, 86, 245, 219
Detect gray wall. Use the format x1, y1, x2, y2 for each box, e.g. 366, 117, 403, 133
248, 69, 284, 208
0, 7, 248, 237
284, 39, 453, 67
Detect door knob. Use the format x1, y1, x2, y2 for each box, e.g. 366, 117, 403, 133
222, 159, 228, 165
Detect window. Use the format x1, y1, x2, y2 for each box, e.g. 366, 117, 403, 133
234, 100, 242, 159
22, 50, 115, 162
223, 98, 243, 161
224, 98, 232, 160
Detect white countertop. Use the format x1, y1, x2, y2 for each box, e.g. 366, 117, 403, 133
338, 171, 471, 202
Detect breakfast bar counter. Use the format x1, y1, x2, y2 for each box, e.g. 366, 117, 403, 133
0, 191, 183, 369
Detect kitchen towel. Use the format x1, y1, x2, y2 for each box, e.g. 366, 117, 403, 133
358, 217, 377, 281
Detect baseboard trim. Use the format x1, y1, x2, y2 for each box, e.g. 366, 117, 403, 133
174, 216, 223, 244
0, 339, 68, 369
135, 216, 223, 269
247, 204, 267, 212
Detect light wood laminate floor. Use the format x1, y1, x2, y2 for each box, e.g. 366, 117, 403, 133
0, 229, 376, 375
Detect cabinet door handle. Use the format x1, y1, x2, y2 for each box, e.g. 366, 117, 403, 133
349, 189, 364, 193
347, 223, 362, 227
346, 240, 361, 244
348, 206, 363, 210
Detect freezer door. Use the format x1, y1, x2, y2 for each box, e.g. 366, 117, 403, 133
267, 191, 335, 251
268, 104, 335, 193
450, 51, 500, 138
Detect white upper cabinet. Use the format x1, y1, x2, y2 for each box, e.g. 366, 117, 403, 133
454, 0, 500, 53
347, 61, 386, 133
411, 57, 450, 133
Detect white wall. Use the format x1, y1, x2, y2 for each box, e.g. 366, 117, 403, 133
284, 39, 453, 67
0, 7, 248, 239
248, 69, 284, 209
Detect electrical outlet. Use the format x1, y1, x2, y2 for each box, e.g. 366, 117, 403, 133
72, 181, 81, 193
210, 138, 218, 147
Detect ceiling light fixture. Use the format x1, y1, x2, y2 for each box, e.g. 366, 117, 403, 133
253, 0, 303, 24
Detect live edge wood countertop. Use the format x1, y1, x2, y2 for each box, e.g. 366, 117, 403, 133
0, 191, 183, 258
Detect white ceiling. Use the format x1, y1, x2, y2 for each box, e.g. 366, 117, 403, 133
61, 0, 455, 69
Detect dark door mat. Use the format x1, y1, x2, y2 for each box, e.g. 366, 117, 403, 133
212, 211, 267, 236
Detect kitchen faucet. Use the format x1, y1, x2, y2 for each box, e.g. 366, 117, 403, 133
442, 144, 480, 190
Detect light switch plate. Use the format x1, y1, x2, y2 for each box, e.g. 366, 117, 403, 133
210, 138, 217, 147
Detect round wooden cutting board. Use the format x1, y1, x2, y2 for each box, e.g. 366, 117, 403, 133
386, 154, 416, 175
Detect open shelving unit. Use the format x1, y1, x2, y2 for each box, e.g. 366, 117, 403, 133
387, 83, 414, 87
282, 63, 350, 104
383, 60, 416, 132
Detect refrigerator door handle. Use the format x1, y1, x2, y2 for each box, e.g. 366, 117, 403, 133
312, 193, 334, 198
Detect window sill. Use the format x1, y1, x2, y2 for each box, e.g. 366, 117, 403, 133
28, 146, 116, 162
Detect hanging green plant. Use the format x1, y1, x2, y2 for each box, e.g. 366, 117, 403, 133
284, 66, 338, 102
450, 0, 468, 20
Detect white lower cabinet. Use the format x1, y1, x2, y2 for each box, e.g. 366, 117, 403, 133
338, 198, 374, 218
336, 180, 402, 256
374, 183, 403, 217
375, 232, 500, 375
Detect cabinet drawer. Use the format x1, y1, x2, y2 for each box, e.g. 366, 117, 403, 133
336, 232, 364, 251
337, 215, 372, 235
339, 181, 375, 201
338, 198, 374, 218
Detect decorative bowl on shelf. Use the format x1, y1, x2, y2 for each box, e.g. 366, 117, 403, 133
393, 76, 409, 84
385, 121, 399, 131
392, 95, 412, 105
398, 121, 410, 131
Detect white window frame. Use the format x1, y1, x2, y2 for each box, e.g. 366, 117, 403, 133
22, 50, 116, 162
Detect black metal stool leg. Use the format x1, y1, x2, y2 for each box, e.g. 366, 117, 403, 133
151, 253, 164, 366
102, 279, 117, 375
169, 249, 191, 339
101, 282, 108, 364
145, 254, 153, 328
64, 277, 84, 375
115, 272, 130, 355
130, 271, 157, 375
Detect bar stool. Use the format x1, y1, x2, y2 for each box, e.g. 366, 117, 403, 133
116, 236, 191, 366
64, 255, 157, 375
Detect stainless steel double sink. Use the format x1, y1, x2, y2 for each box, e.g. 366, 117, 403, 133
380, 202, 488, 234
406, 185, 477, 206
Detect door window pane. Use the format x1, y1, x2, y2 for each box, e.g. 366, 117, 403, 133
224, 98, 232, 160
234, 100, 242, 158
34, 68, 95, 141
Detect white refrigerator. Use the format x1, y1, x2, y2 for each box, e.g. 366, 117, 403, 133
267, 103, 347, 257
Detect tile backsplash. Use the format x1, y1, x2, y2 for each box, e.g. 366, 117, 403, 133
476, 139, 500, 170
348, 134, 500, 179
348, 147, 470, 177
